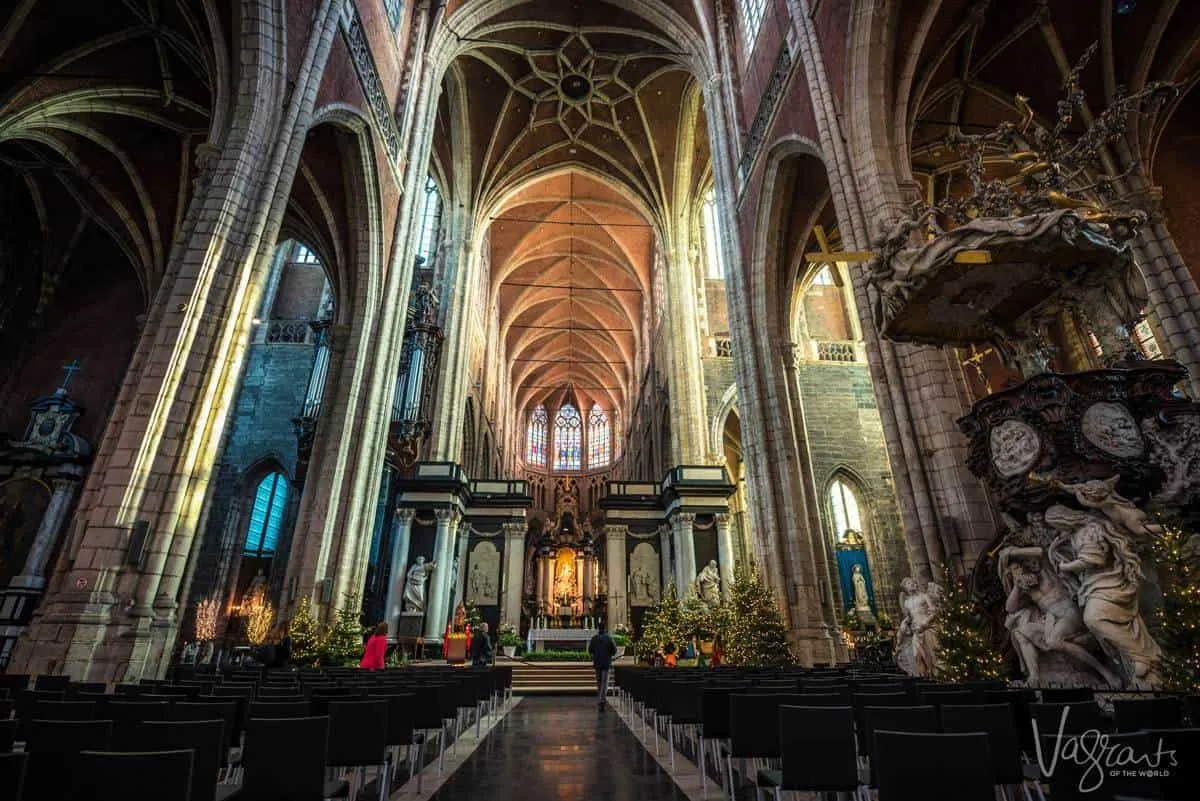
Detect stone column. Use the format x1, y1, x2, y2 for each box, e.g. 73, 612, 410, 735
714, 512, 736, 601
604, 525, 628, 627
658, 525, 674, 593
500, 522, 525, 629
674, 512, 697, 594
12, 474, 82, 590
424, 509, 460, 642
450, 524, 471, 616
535, 552, 547, 614
581, 553, 593, 616
383, 508, 416, 638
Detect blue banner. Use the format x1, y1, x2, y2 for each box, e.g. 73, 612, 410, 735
835, 547, 876, 614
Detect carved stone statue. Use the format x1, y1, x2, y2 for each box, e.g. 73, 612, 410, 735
695, 559, 721, 605
1045, 504, 1162, 688
851, 564, 872, 613
1046, 475, 1163, 537
403, 556, 435, 613
896, 577, 941, 678
998, 545, 1121, 687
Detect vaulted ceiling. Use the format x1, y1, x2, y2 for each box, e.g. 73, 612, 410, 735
434, 1, 711, 439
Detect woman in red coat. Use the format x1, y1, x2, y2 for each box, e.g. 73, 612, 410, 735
360, 621, 388, 670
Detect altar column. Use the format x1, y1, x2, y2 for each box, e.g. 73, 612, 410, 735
383, 508, 416, 637
535, 551, 547, 615
450, 523, 471, 616
604, 525, 628, 627
12, 471, 83, 590
673, 512, 697, 594
500, 522, 525, 629
424, 509, 460, 642
658, 524, 673, 592
714, 512, 736, 601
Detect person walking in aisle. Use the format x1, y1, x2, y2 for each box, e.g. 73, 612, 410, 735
471, 621, 495, 666
587, 621, 618, 710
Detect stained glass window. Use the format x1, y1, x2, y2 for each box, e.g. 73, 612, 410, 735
740, 0, 768, 47
701, 191, 726, 280
245, 472, 288, 556
526, 405, 547, 466
587, 404, 610, 468
829, 479, 863, 543
383, 0, 403, 29
553, 404, 582, 471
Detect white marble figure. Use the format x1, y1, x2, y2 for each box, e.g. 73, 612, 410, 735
852, 564, 872, 612
696, 559, 721, 605
1045, 504, 1163, 688
1048, 475, 1164, 537
403, 556, 435, 613
896, 578, 941, 678
998, 545, 1121, 687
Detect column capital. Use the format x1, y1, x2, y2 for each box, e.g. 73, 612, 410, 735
676, 512, 697, 525
395, 507, 417, 522
502, 521, 526, 537
603, 523, 629, 539
713, 512, 730, 526
435, 508, 460, 524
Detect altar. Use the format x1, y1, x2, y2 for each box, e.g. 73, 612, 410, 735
526, 627, 597, 653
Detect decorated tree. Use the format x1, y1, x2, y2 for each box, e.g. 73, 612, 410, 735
636, 583, 686, 660
934, 573, 1008, 682
324, 593, 366, 667
722, 565, 793, 666
1150, 525, 1200, 692
246, 599, 274, 646
288, 596, 325, 667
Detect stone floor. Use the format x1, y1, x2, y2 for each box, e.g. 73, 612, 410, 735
428, 697, 688, 800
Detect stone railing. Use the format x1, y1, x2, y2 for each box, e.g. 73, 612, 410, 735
709, 336, 733, 358
813, 340, 859, 363
265, 319, 314, 345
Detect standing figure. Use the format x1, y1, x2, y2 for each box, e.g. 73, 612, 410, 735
403, 556, 436, 613
587, 621, 618, 711
896, 578, 941, 677
1045, 504, 1162, 688
695, 560, 721, 605
851, 564, 872, 613
360, 621, 388, 671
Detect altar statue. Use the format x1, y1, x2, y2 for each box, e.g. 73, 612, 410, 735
998, 545, 1121, 687
1045, 504, 1162, 688
403, 556, 435, 613
851, 564, 872, 612
696, 560, 721, 605
896, 578, 941, 678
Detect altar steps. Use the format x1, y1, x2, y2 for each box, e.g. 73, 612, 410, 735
507, 659, 608, 695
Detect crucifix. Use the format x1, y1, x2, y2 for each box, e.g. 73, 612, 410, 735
59, 359, 83, 392
960, 346, 995, 393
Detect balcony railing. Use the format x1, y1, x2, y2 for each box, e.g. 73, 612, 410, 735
709, 336, 733, 358
264, 319, 315, 345
813, 340, 859, 363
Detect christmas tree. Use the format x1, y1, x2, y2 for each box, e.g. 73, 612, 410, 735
1149, 525, 1200, 693
636, 583, 686, 661
288, 596, 325, 667
933, 573, 1008, 682
324, 593, 366, 667
722, 564, 793, 666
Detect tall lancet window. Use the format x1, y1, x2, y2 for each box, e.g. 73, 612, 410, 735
416, 176, 443, 266
553, 404, 582, 471
526, 405, 548, 466
829, 478, 864, 543
587, 405, 610, 468
245, 472, 289, 557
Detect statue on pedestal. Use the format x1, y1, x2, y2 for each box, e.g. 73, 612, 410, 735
695, 559, 721, 606
403, 556, 435, 613
896, 578, 941, 678
851, 564, 872, 613
1045, 504, 1163, 688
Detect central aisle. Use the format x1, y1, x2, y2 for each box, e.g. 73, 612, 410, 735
428, 697, 688, 800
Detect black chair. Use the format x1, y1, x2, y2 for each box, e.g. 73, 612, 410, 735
32, 676, 69, 692
1031, 701, 1105, 738
1037, 732, 1160, 801
0, 675, 30, 695
242, 715, 345, 801
0, 752, 27, 801
66, 681, 106, 697
246, 700, 310, 721
371, 693, 415, 785
0, 719, 16, 752
874, 730, 993, 801
939, 703, 1024, 786
758, 705, 859, 796
919, 687, 979, 706
74, 749, 194, 801
327, 700, 389, 801
174, 701, 240, 763
1041, 687, 1095, 703
1184, 696, 1200, 726
851, 694, 919, 756
107, 700, 172, 740
31, 699, 94, 721
1113, 697, 1184, 732
23, 719, 112, 801
864, 705, 938, 777
130, 719, 230, 801
727, 694, 803, 794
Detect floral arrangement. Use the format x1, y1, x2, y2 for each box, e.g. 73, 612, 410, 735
611, 622, 631, 647
498, 623, 522, 648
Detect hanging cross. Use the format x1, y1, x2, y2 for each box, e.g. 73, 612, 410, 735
59, 359, 83, 392
804, 221, 993, 266
960, 346, 995, 393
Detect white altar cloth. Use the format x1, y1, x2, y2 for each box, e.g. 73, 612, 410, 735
526, 628, 597, 652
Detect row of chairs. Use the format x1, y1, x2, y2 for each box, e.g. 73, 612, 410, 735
1, 665, 514, 801
613, 667, 1199, 801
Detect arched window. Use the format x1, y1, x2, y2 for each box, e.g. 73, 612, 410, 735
553, 404, 582, 471
526, 405, 547, 466
739, 0, 768, 46
829, 478, 863, 543
587, 404, 610, 468
245, 472, 289, 557
383, 0, 403, 29
701, 190, 726, 280
416, 176, 443, 266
